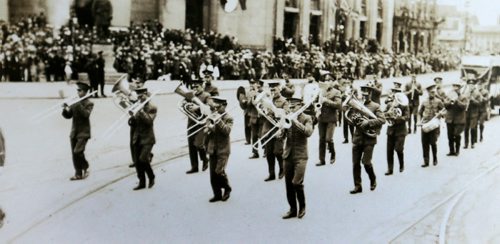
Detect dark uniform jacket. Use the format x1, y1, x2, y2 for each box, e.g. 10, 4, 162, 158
62, 98, 94, 139
404, 82, 423, 105
352, 100, 386, 145
281, 82, 295, 98
318, 87, 342, 123
419, 97, 444, 123
283, 113, 313, 160
246, 89, 261, 124
479, 88, 489, 113
386, 104, 409, 136
370, 81, 383, 104
129, 102, 157, 145
206, 113, 233, 156
466, 89, 482, 118
204, 84, 219, 96
444, 91, 468, 124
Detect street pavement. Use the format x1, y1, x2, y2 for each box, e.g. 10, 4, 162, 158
1, 71, 500, 243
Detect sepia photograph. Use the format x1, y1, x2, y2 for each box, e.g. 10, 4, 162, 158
0, 0, 499, 243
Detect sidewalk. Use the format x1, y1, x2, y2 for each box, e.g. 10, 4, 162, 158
0, 71, 459, 99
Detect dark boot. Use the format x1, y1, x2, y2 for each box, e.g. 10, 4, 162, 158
295, 184, 305, 218
397, 151, 404, 172
328, 142, 336, 164
317, 142, 326, 166
455, 140, 460, 156
447, 141, 455, 156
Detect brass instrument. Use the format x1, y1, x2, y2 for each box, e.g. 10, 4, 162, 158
342, 95, 378, 137
175, 83, 211, 125
385, 92, 409, 126
32, 87, 97, 122
313, 82, 331, 118
236, 86, 248, 109
111, 74, 136, 113
128, 90, 161, 116
188, 106, 237, 138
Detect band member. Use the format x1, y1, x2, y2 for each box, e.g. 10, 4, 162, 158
444, 82, 468, 156
128, 77, 144, 168
419, 84, 444, 167
237, 81, 253, 145
129, 87, 157, 190
478, 83, 490, 142
248, 80, 265, 159
205, 96, 233, 202
393, 81, 403, 91
384, 88, 409, 175
349, 84, 386, 194
203, 69, 219, 96
62, 81, 94, 180
341, 78, 356, 143
262, 81, 288, 181
280, 73, 295, 99
369, 76, 383, 104
463, 80, 482, 149
434, 77, 447, 100
316, 76, 342, 166
282, 97, 313, 219
186, 79, 210, 173
404, 74, 423, 133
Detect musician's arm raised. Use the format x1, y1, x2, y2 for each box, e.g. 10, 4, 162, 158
216, 115, 233, 136
292, 115, 313, 137
136, 105, 157, 126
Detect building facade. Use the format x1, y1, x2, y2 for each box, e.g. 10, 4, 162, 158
1, 0, 421, 52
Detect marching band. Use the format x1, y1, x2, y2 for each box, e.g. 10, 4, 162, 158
54, 71, 493, 219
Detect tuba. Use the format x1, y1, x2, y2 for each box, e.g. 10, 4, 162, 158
111, 74, 136, 112
385, 92, 409, 126
175, 83, 211, 123
343, 95, 378, 137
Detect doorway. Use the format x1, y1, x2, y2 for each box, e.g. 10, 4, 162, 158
185, 0, 204, 31
284, 12, 298, 42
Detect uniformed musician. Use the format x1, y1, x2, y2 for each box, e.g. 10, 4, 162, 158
463, 80, 482, 149
349, 84, 386, 194
248, 80, 265, 159
419, 84, 444, 167
202, 69, 219, 96
129, 87, 157, 190
478, 83, 490, 142
316, 75, 342, 166
261, 81, 288, 181
62, 81, 94, 180
282, 97, 313, 219
280, 73, 295, 99
384, 88, 409, 175
205, 96, 233, 202
341, 77, 356, 143
444, 81, 468, 156
186, 79, 210, 173
434, 77, 447, 101
404, 74, 423, 134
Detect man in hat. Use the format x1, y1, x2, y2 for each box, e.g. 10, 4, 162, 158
349, 84, 385, 194
185, 79, 211, 173
478, 83, 490, 142
96, 50, 106, 97
205, 96, 233, 202
434, 77, 446, 100
62, 81, 94, 180
419, 84, 444, 167
262, 81, 288, 181
369, 76, 383, 104
129, 87, 157, 190
341, 77, 357, 143
280, 73, 295, 99
404, 74, 423, 133
444, 81, 468, 156
384, 87, 409, 175
202, 69, 219, 96
127, 77, 144, 168
463, 80, 483, 149
316, 77, 342, 166
248, 80, 265, 159
282, 97, 313, 219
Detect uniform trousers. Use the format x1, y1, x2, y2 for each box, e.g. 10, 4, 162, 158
352, 144, 376, 188
387, 134, 405, 171
133, 143, 155, 186
70, 137, 89, 176
209, 154, 231, 198
421, 128, 439, 164
318, 122, 335, 162
284, 157, 307, 211
446, 123, 465, 154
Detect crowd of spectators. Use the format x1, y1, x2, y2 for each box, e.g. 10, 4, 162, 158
0, 15, 460, 83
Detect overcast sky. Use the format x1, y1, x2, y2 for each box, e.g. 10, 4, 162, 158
438, 0, 500, 25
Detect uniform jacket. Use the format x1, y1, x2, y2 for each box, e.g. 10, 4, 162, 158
246, 88, 261, 123
466, 89, 482, 118
318, 87, 342, 123
187, 91, 210, 127
404, 81, 423, 105
283, 113, 313, 160
62, 98, 94, 139
479, 88, 489, 113
352, 100, 386, 145
444, 90, 468, 124
281, 82, 295, 98
370, 81, 383, 104
204, 84, 219, 96
419, 97, 444, 123
206, 112, 233, 156
262, 95, 288, 134
129, 102, 157, 145
386, 104, 409, 136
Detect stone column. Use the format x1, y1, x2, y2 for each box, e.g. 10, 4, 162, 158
275, 0, 286, 39
367, 0, 377, 39
298, 0, 311, 42
110, 0, 132, 26
160, 0, 185, 29
0, 0, 8, 22
381, 0, 394, 50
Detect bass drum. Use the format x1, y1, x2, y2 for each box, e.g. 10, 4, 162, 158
422, 117, 441, 133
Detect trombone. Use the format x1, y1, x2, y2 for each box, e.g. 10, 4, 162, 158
32, 89, 98, 121
186, 105, 237, 138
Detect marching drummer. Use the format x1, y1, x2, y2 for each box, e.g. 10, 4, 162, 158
418, 84, 445, 167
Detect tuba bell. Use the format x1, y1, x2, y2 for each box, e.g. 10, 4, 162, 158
385, 92, 409, 126
175, 83, 211, 123
342, 95, 378, 137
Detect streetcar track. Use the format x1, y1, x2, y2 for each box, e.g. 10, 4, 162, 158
389, 150, 500, 243
6, 138, 245, 243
